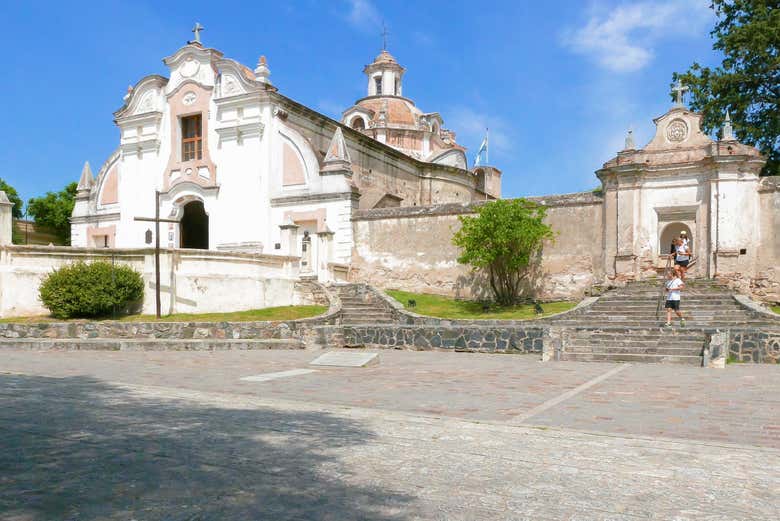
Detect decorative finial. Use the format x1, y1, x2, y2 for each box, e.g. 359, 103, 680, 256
381, 22, 389, 51
672, 79, 689, 107
77, 161, 94, 196
191, 22, 204, 44
722, 109, 734, 140
624, 128, 635, 150
254, 55, 271, 84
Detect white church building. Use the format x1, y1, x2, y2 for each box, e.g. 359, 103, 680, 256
70, 32, 500, 281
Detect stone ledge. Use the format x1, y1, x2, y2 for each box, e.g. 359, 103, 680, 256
352, 191, 604, 221
733, 295, 780, 321
0, 338, 305, 351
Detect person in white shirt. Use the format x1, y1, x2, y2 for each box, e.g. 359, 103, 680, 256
664, 267, 686, 327
671, 237, 691, 280
679, 230, 690, 248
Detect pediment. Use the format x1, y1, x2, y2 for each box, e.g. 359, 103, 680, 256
214, 59, 263, 99
163, 44, 222, 94
114, 75, 167, 119
644, 108, 713, 151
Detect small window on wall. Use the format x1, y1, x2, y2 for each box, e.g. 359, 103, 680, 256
374, 77, 382, 95
181, 114, 203, 161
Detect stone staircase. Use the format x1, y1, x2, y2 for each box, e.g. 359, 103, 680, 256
548, 279, 779, 365
332, 284, 396, 325
553, 279, 769, 328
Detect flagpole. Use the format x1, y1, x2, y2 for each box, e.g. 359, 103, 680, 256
486, 128, 489, 165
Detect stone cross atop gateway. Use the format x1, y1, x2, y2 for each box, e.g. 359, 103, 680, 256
191, 23, 204, 44
597, 93, 764, 283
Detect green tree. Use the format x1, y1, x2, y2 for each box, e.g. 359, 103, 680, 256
27, 182, 78, 244
452, 199, 554, 306
674, 0, 780, 176
0, 178, 23, 218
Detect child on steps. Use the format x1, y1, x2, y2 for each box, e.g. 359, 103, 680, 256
664, 267, 686, 327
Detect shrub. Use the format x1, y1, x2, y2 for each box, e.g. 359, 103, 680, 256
39, 261, 144, 319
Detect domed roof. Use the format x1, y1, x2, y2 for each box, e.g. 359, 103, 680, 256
372, 50, 398, 65
356, 97, 421, 127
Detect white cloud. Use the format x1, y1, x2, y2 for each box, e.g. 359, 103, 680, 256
445, 106, 514, 161
562, 0, 712, 72
346, 0, 381, 31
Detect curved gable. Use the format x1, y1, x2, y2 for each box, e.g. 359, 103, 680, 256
278, 126, 319, 188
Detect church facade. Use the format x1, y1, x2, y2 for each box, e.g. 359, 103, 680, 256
65, 33, 780, 302
70, 37, 500, 281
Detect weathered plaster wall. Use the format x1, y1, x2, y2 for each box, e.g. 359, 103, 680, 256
754, 177, 780, 302
350, 192, 604, 300
0, 246, 303, 318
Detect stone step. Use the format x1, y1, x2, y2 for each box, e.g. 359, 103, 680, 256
586, 310, 743, 316
595, 298, 736, 305
341, 307, 393, 313
561, 352, 702, 365
565, 346, 703, 356
568, 336, 704, 345
0, 338, 306, 351
341, 317, 395, 325
341, 306, 393, 316
555, 321, 769, 327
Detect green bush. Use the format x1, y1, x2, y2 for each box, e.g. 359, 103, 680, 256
39, 261, 144, 319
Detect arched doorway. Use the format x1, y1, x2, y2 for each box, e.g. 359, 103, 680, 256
659, 222, 692, 256
180, 200, 209, 249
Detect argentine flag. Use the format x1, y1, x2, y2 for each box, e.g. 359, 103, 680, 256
474, 130, 489, 166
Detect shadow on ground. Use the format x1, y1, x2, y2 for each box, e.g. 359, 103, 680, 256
0, 374, 415, 520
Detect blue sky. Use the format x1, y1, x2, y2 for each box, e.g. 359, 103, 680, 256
0, 0, 719, 204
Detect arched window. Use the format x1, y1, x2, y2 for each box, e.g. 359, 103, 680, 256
374, 76, 382, 95
351, 117, 366, 130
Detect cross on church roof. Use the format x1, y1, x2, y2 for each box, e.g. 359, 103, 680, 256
672, 79, 689, 107
381, 22, 389, 50
191, 22, 204, 44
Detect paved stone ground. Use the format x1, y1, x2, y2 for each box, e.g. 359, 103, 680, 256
1, 349, 779, 520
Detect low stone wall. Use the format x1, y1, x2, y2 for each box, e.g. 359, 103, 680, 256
340, 325, 545, 352
0, 282, 341, 342
0, 313, 339, 341
0, 245, 302, 317
728, 329, 780, 363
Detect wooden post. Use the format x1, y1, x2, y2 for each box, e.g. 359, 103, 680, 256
134, 191, 179, 319
154, 190, 161, 319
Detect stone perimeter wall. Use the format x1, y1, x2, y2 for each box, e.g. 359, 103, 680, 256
350, 192, 605, 301
0, 245, 304, 318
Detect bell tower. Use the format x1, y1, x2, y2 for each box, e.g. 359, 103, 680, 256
363, 48, 405, 97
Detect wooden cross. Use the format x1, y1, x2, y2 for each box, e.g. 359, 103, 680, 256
134, 190, 179, 319
192, 22, 204, 44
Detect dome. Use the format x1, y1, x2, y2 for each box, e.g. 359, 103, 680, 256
356, 97, 421, 127
372, 50, 398, 65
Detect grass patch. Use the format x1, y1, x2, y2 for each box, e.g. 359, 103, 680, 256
772, 305, 780, 315
386, 289, 577, 320
0, 305, 327, 324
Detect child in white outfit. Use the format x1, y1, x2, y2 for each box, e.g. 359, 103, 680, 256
664, 267, 686, 327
